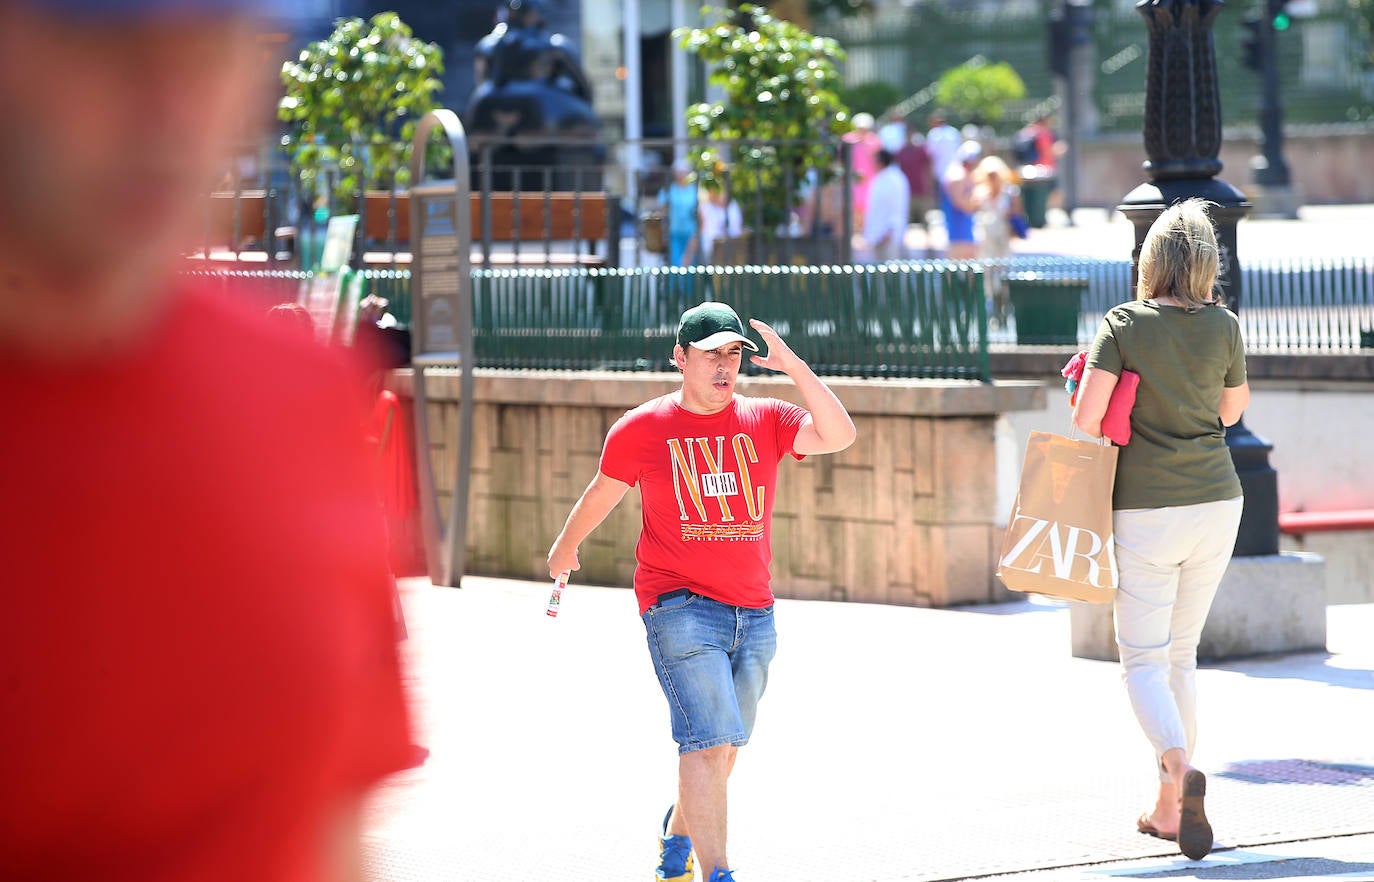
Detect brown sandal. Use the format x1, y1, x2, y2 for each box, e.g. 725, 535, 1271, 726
1136, 813, 1177, 841
1178, 769, 1214, 860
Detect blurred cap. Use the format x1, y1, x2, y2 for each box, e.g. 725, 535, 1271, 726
852, 112, 876, 131
31, 0, 284, 16
957, 140, 982, 163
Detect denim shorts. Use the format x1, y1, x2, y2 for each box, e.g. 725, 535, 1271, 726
642, 591, 778, 754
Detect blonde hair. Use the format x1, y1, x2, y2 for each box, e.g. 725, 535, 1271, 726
1136, 198, 1224, 309
974, 154, 1013, 185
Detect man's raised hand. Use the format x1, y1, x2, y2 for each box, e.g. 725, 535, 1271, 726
748, 319, 802, 375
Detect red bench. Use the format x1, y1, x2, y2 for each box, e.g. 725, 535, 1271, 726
1278, 509, 1374, 535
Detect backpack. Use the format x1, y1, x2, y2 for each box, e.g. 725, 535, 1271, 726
1012, 128, 1039, 164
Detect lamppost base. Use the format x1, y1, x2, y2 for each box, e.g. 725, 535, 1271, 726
1226, 417, 1280, 557
1245, 181, 1301, 219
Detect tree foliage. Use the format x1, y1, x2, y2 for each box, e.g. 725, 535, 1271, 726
934, 57, 1026, 126
677, 3, 851, 236
841, 80, 904, 117
279, 12, 443, 205
1354, 0, 1374, 66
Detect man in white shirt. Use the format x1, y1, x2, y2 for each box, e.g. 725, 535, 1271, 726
925, 109, 961, 184
698, 186, 743, 265
878, 110, 907, 154
863, 149, 910, 263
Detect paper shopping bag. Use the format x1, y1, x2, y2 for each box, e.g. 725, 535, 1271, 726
996, 431, 1120, 603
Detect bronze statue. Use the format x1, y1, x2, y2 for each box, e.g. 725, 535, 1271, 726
466, 0, 601, 164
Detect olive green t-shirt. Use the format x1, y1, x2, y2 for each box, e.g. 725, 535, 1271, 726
1086, 300, 1246, 510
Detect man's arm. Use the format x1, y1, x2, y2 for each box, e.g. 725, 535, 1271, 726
748, 318, 856, 456
546, 471, 632, 579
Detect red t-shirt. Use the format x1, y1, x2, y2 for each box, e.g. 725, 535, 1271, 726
0, 285, 413, 881
896, 142, 932, 197
600, 393, 808, 613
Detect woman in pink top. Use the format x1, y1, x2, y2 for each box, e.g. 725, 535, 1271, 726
845, 112, 882, 229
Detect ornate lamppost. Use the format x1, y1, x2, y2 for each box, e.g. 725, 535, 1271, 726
1118, 0, 1279, 557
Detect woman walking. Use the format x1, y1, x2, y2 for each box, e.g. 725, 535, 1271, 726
972, 154, 1022, 322
1072, 199, 1250, 862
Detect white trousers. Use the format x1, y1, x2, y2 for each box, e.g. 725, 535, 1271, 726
1112, 497, 1244, 781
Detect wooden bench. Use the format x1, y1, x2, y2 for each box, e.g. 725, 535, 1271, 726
185, 190, 296, 265
360, 190, 618, 269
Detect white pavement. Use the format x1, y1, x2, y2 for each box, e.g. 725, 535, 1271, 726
903, 203, 1374, 262
362, 576, 1374, 882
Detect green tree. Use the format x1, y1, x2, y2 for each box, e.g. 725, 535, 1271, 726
934, 57, 1026, 126
677, 3, 851, 238
279, 12, 443, 208
841, 80, 904, 118
1353, 0, 1374, 66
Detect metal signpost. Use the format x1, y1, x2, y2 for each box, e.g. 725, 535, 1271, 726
408, 109, 474, 587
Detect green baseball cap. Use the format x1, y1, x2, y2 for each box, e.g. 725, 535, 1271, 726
676, 302, 759, 352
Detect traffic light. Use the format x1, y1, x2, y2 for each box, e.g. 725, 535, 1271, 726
1048, 12, 1071, 78
1240, 14, 1264, 71
1267, 0, 1292, 31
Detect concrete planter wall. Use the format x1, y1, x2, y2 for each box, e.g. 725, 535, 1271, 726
391, 369, 1043, 606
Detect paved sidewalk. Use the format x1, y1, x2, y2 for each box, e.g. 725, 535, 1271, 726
363, 576, 1374, 881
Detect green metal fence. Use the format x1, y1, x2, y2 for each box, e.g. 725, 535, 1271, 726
978, 254, 1374, 350
469, 263, 990, 379
191, 253, 1374, 364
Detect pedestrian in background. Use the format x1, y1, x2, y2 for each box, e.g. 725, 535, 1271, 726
863, 148, 911, 262
972, 154, 1023, 321
0, 1, 415, 879
844, 111, 882, 231
897, 130, 935, 238
925, 109, 961, 184
1072, 198, 1249, 863
878, 108, 908, 154
546, 303, 855, 882
698, 183, 744, 266
659, 160, 700, 267
940, 140, 982, 260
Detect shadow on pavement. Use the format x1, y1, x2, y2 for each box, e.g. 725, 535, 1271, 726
1210, 655, 1374, 692
1121, 856, 1374, 878
1216, 759, 1374, 787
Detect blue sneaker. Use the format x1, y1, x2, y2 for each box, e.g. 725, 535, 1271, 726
656, 805, 694, 882
707, 869, 736, 882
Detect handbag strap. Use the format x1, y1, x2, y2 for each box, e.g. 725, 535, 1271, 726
1066, 421, 1113, 447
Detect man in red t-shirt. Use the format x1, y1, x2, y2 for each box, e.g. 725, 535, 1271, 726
547, 302, 856, 882
0, 2, 413, 879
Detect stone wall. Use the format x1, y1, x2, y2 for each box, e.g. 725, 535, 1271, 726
1078, 129, 1374, 207
391, 370, 1044, 607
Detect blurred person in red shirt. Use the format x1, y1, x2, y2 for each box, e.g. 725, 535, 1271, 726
896, 130, 934, 237
0, 1, 415, 880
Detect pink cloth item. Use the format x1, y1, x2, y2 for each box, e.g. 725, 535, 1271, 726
1102, 369, 1140, 446
1060, 350, 1139, 445
1061, 351, 1088, 403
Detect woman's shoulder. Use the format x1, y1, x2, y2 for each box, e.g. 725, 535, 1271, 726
1105, 299, 1151, 323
